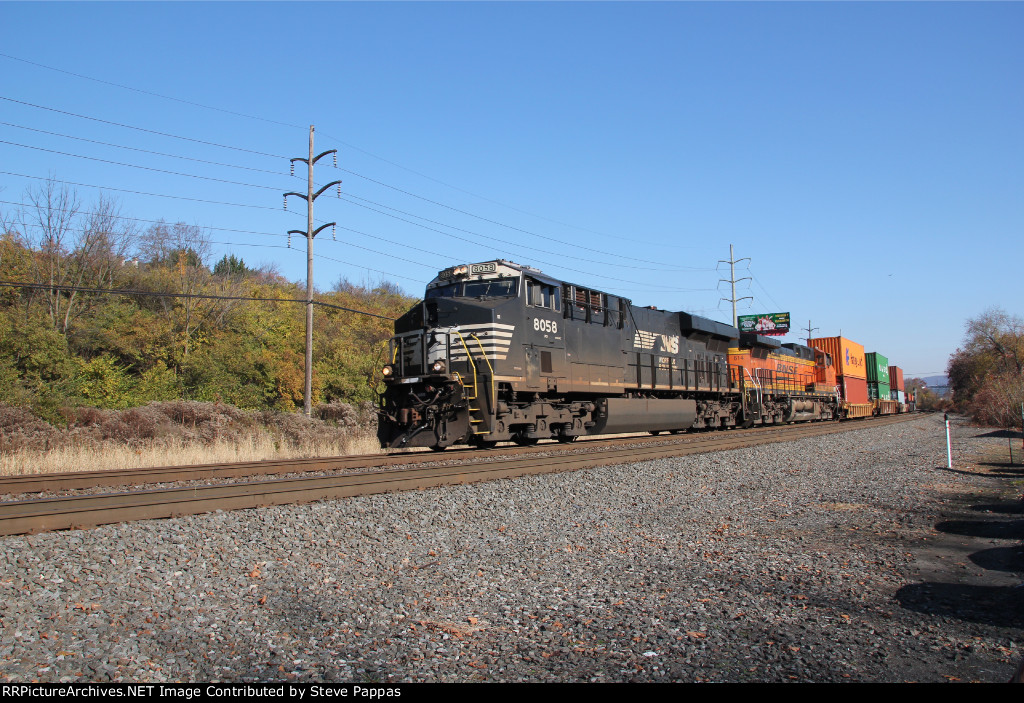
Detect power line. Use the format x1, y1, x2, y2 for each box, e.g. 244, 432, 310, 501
3, 118, 704, 275
0, 53, 309, 131
335, 193, 713, 292
3, 95, 691, 276
750, 272, 784, 311
0, 96, 288, 159
1, 170, 284, 211
318, 128, 680, 251
0, 140, 287, 191
0, 199, 292, 239
0, 53, 654, 250
338, 167, 707, 270
1, 196, 450, 280
0, 54, 696, 264
2, 118, 701, 280
0, 121, 292, 177
0, 280, 398, 320
8, 211, 429, 284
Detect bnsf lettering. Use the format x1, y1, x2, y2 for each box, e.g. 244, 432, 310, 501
533, 318, 558, 334
776, 362, 797, 374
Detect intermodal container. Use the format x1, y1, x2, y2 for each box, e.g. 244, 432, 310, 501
888, 365, 904, 391
839, 375, 869, 404
865, 352, 890, 384
809, 337, 867, 380
868, 381, 891, 401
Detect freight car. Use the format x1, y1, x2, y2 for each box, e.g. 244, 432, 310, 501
377, 260, 845, 450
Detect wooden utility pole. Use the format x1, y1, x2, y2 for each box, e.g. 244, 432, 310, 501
284, 125, 341, 418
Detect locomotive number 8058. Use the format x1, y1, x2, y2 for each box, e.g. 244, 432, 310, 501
378, 260, 849, 451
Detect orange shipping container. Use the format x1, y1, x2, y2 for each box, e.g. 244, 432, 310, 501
808, 337, 867, 380
888, 365, 904, 391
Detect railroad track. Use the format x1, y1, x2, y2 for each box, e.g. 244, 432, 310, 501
0, 414, 920, 536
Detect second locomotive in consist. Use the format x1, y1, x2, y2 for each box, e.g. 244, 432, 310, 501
377, 260, 842, 450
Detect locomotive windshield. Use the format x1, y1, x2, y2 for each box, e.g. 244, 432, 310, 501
426, 278, 518, 299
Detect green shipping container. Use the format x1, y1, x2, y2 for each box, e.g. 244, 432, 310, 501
868, 382, 892, 401
866, 352, 890, 385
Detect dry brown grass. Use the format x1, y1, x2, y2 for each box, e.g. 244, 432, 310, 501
0, 400, 382, 476
0, 431, 383, 475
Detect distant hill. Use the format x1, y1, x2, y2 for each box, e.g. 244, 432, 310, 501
922, 375, 949, 388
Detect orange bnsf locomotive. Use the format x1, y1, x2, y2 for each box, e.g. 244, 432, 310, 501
376, 260, 882, 451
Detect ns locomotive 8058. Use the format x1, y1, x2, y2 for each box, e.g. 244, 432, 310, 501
377, 260, 841, 450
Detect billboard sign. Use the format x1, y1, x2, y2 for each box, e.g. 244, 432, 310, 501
737, 312, 791, 336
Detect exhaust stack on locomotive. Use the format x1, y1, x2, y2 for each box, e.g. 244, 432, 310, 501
378, 261, 849, 451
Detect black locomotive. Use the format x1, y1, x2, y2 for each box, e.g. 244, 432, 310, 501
376, 260, 773, 450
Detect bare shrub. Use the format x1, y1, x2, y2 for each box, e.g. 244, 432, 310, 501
315, 399, 377, 431
0, 404, 60, 453
969, 371, 1024, 428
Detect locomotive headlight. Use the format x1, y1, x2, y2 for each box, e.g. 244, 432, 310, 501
381, 364, 394, 377
454, 265, 469, 276
430, 360, 446, 373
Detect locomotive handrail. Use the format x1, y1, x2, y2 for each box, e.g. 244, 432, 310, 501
453, 330, 478, 399
469, 333, 497, 422
744, 367, 763, 415
453, 330, 493, 437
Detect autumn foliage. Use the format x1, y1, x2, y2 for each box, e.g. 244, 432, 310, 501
947, 308, 1024, 427
0, 180, 416, 429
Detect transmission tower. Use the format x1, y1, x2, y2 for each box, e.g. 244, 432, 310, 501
803, 320, 819, 344
719, 244, 752, 328
284, 125, 341, 418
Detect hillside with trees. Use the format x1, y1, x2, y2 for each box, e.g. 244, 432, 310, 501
0, 180, 417, 427
947, 308, 1024, 427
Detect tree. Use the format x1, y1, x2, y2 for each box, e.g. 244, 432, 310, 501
22, 180, 135, 336
948, 308, 1024, 426
137, 221, 215, 361
213, 254, 250, 279
24, 177, 80, 334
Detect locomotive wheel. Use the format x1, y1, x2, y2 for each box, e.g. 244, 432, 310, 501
514, 435, 539, 447
556, 435, 578, 444
429, 444, 447, 452
474, 439, 499, 450
649, 430, 661, 436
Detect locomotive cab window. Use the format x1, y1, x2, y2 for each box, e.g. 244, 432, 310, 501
526, 279, 559, 311
426, 279, 518, 299
425, 283, 460, 299
463, 278, 517, 298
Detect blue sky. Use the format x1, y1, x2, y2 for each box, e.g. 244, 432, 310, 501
1, 1, 1021, 379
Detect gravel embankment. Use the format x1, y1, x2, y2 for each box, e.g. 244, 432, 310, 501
1, 414, 1021, 683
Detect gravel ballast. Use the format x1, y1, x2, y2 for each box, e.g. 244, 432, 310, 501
1, 413, 1021, 683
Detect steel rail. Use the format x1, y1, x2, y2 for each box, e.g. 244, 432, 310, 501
0, 414, 919, 536
0, 414, 917, 495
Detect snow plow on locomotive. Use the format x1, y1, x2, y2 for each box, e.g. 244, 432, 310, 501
377, 261, 849, 451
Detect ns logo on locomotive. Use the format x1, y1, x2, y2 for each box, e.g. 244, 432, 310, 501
377, 260, 885, 451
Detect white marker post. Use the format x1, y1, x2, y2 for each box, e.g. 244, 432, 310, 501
944, 413, 952, 469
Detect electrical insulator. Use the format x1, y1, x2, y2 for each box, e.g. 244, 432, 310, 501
290, 162, 294, 176
283, 196, 287, 210
337, 182, 341, 197
333, 152, 337, 168
332, 224, 336, 240
287, 233, 292, 248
